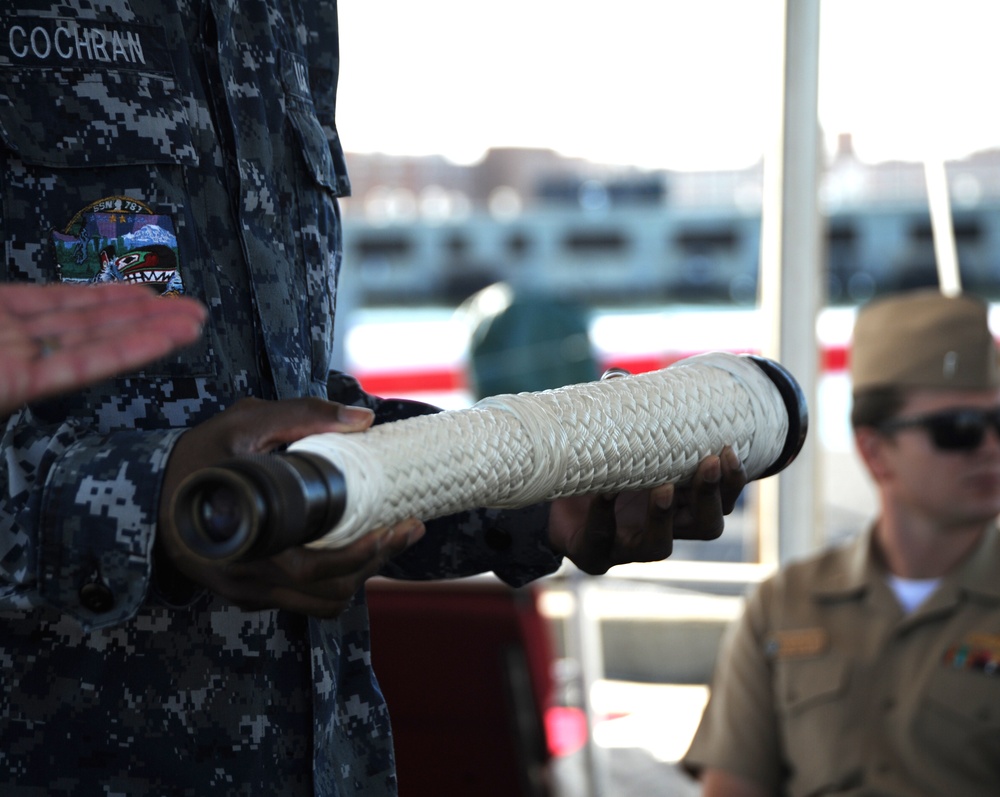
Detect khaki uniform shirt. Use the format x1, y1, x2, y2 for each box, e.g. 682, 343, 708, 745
684, 527, 1000, 796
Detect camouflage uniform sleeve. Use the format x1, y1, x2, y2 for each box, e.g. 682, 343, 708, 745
0, 407, 182, 631
326, 372, 565, 586
381, 503, 563, 587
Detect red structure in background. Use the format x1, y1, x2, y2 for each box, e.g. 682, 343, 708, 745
367, 578, 577, 797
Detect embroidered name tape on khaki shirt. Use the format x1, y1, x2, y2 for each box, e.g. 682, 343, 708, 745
765, 628, 829, 659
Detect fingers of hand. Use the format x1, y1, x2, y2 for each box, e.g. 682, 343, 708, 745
673, 455, 725, 541
188, 397, 374, 461
571, 493, 619, 575
719, 446, 747, 514
228, 397, 374, 453
614, 488, 676, 563
216, 518, 425, 616
23, 288, 205, 339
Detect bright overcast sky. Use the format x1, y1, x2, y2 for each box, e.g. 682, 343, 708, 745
336, 0, 1000, 171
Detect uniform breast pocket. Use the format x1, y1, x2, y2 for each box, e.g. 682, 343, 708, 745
915, 664, 1000, 780
776, 655, 854, 790
777, 654, 849, 714
0, 62, 217, 379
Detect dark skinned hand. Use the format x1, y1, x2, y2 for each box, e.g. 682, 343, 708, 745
155, 397, 425, 617
547, 446, 747, 574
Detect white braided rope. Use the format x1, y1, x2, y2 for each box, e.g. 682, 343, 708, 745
290, 352, 789, 549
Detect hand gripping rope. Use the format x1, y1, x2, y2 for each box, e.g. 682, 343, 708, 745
171, 352, 808, 563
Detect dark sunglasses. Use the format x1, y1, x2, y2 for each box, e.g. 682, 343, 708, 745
879, 407, 1000, 452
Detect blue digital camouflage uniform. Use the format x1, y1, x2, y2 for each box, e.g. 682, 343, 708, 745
0, 2, 562, 794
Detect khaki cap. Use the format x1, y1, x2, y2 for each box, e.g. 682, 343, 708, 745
850, 289, 1000, 392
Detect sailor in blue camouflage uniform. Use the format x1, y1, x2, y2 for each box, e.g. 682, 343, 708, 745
0, 2, 745, 795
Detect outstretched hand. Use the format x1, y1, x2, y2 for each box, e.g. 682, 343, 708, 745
0, 282, 206, 415
547, 446, 747, 574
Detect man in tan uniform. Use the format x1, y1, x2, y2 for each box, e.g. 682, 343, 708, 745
683, 289, 1000, 797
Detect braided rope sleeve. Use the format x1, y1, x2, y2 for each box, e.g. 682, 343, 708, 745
290, 352, 789, 549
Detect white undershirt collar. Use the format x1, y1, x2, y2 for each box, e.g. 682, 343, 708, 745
886, 574, 942, 613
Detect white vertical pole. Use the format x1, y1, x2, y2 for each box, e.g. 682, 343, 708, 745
757, 0, 824, 565
924, 158, 962, 296
565, 569, 610, 797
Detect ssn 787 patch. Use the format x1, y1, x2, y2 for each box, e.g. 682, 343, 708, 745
52, 196, 186, 296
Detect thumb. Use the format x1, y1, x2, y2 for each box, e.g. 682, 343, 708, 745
233, 398, 375, 454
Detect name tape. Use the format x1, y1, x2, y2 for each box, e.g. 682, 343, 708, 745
3, 18, 172, 72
